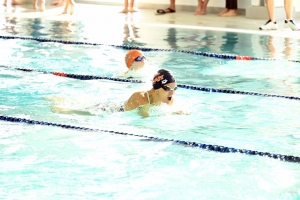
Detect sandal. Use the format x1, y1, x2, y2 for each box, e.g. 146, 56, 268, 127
156, 8, 176, 15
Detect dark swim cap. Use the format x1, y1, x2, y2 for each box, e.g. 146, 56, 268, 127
152, 69, 175, 90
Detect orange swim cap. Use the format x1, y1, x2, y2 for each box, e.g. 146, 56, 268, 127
125, 50, 144, 68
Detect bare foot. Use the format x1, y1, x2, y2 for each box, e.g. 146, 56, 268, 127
194, 8, 201, 15
119, 9, 128, 13
70, 4, 74, 15
33, 0, 38, 10
200, 10, 207, 15
40, 2, 45, 12
51, 0, 63, 6
195, 11, 206, 15
220, 10, 237, 17
3, 3, 7, 6
11, 0, 22, 5
218, 8, 228, 16
128, 8, 137, 12
40, 5, 45, 11
51, 0, 58, 5
55, 1, 64, 6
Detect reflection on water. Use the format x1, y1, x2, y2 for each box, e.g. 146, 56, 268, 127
122, 23, 146, 47
220, 32, 238, 55
49, 20, 81, 40
166, 28, 178, 49
29, 18, 47, 37
1, 16, 19, 35
1, 17, 83, 40
267, 36, 294, 60
0, 17, 300, 60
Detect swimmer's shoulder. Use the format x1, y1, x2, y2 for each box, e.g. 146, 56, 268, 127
124, 91, 149, 111
129, 91, 148, 101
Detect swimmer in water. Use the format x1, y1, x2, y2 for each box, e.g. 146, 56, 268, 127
46, 69, 187, 117
114, 49, 148, 79
123, 69, 180, 117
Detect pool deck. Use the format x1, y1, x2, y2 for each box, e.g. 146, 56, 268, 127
1, 3, 300, 39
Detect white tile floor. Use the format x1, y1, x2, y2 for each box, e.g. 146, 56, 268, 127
1, 3, 300, 39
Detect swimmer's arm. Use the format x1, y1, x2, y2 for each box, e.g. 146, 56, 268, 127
124, 92, 148, 110
124, 92, 149, 117
170, 99, 190, 115
137, 105, 150, 118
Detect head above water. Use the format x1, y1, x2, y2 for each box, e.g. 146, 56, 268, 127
125, 49, 144, 68
152, 69, 176, 90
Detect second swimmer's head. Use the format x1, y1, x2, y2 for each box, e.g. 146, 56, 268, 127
125, 50, 146, 69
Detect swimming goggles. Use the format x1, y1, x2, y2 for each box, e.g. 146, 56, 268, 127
134, 56, 146, 61
162, 85, 178, 91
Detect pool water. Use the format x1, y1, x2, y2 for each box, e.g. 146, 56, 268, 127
0, 18, 300, 199
1, 17, 300, 60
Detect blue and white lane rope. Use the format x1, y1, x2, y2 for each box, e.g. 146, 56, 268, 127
1, 35, 300, 63
1, 65, 300, 102
0, 115, 299, 164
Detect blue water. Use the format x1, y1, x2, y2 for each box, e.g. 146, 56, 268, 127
0, 16, 300, 199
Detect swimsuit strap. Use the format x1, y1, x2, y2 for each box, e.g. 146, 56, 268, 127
146, 91, 150, 105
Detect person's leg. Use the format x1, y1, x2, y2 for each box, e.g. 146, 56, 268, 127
44, 96, 93, 116
194, 0, 202, 15
259, 0, 278, 30
51, 0, 64, 6
62, 0, 69, 14
200, 0, 209, 14
169, 0, 175, 10
220, 0, 237, 17
128, 0, 137, 12
284, 0, 292, 19
283, 0, 299, 30
56, 0, 64, 6
40, 0, 45, 11
266, 0, 275, 21
33, 0, 38, 10
218, 0, 229, 16
229, 0, 237, 10
10, 0, 22, 5
69, 0, 74, 15
120, 0, 129, 13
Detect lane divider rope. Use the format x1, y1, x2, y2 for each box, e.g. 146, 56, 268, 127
2, 65, 300, 102
1, 35, 299, 63
0, 65, 143, 83
0, 115, 299, 164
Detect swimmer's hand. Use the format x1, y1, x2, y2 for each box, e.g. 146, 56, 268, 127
138, 105, 150, 118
